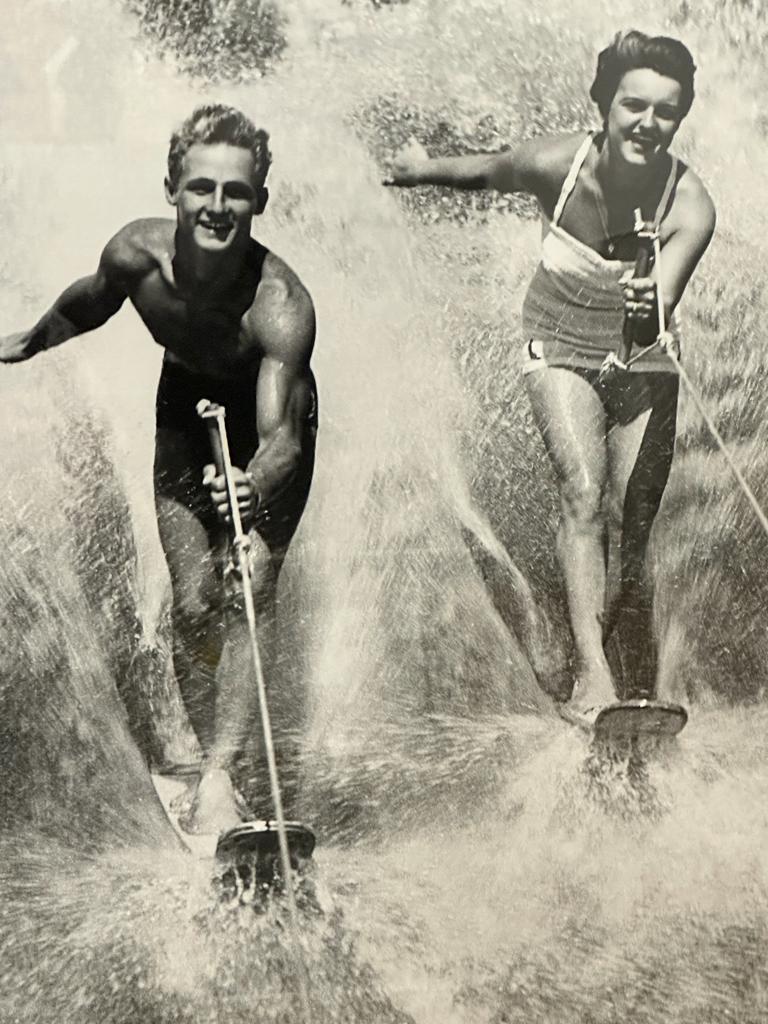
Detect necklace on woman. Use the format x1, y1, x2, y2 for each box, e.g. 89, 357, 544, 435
591, 142, 660, 257
592, 165, 661, 258
592, 185, 619, 257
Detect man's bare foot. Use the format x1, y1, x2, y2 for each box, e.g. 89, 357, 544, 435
169, 775, 197, 818
180, 767, 243, 835
559, 664, 616, 730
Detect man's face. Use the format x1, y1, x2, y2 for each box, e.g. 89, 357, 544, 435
167, 143, 263, 253
607, 67, 683, 168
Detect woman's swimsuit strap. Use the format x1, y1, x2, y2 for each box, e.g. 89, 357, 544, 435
552, 132, 679, 232
551, 133, 595, 227
652, 155, 679, 229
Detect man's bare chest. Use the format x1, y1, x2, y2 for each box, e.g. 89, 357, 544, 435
130, 272, 261, 376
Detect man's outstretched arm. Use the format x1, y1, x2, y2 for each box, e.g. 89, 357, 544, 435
0, 233, 132, 363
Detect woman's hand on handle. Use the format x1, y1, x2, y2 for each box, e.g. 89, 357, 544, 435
620, 273, 657, 323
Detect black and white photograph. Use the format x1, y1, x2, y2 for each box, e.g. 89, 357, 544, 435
0, 1, 765, 1021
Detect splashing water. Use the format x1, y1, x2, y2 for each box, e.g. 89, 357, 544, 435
3, 1, 768, 1021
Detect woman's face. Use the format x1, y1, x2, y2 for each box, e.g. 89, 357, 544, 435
606, 67, 684, 169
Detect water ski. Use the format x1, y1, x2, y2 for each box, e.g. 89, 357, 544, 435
217, 820, 315, 871
216, 821, 317, 906
150, 766, 219, 860
593, 699, 687, 741
152, 770, 317, 876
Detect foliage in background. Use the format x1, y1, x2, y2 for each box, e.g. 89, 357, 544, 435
672, 0, 768, 55
352, 15, 593, 225
122, 0, 287, 80
117, 0, 768, 699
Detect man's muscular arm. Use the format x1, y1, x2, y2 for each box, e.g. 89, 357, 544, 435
247, 266, 315, 506
0, 229, 135, 363
206, 262, 316, 527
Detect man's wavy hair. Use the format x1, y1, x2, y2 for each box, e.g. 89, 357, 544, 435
590, 31, 696, 121
167, 104, 272, 190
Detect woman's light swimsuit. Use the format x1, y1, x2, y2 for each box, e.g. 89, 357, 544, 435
521, 132, 679, 375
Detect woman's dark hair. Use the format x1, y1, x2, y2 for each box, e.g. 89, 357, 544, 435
590, 30, 696, 121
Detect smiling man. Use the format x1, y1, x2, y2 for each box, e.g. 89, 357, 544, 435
0, 104, 318, 833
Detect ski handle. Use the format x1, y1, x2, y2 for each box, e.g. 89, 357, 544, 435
196, 398, 248, 544
615, 211, 656, 366
197, 399, 226, 476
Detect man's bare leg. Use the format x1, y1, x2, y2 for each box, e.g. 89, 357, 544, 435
156, 496, 224, 752
185, 532, 278, 834
525, 367, 616, 719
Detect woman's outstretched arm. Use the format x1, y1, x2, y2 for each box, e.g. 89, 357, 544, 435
383, 137, 544, 194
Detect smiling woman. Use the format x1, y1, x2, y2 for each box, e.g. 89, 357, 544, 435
385, 30, 716, 725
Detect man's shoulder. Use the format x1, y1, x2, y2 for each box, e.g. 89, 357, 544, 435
251, 248, 314, 324
258, 249, 312, 305
101, 218, 174, 279
246, 246, 315, 359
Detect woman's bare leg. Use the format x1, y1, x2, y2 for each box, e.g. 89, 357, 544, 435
525, 367, 616, 716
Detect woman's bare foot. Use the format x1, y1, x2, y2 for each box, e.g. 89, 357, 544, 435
180, 767, 243, 835
559, 662, 616, 730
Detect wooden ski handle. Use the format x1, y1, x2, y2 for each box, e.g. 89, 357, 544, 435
633, 242, 652, 279
616, 225, 655, 365
196, 399, 226, 475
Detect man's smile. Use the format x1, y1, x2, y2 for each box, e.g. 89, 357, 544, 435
196, 217, 235, 242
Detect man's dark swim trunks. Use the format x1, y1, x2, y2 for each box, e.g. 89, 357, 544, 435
153, 356, 318, 554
